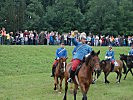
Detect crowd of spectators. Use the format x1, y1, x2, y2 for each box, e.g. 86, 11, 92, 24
0, 27, 133, 46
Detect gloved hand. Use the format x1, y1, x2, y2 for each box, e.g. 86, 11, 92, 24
85, 53, 90, 57
108, 56, 112, 59
105, 56, 108, 59
57, 57, 59, 60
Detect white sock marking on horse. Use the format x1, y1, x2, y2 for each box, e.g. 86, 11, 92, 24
63, 62, 66, 72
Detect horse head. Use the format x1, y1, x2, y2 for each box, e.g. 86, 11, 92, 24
85, 50, 101, 71
127, 55, 133, 65
120, 54, 127, 61
58, 57, 68, 72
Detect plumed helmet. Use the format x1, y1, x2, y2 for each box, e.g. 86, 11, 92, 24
80, 32, 86, 40
109, 45, 112, 48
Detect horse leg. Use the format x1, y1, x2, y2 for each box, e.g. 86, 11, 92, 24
115, 71, 119, 82
63, 78, 68, 100
59, 77, 63, 93
124, 68, 130, 80
54, 76, 57, 90
118, 72, 122, 83
80, 83, 89, 100
104, 72, 110, 83
129, 68, 133, 76
74, 84, 78, 100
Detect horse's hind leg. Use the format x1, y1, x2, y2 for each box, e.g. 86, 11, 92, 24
74, 84, 78, 100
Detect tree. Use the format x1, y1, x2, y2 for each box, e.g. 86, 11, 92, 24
23, 0, 44, 30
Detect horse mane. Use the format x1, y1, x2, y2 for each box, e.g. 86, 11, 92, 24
85, 50, 99, 66
100, 60, 107, 66
85, 54, 92, 66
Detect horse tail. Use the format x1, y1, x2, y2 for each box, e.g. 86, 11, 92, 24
122, 61, 127, 74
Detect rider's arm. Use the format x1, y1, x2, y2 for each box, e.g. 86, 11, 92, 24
71, 38, 80, 46
56, 49, 59, 59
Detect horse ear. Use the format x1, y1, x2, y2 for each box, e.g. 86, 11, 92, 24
97, 50, 100, 55
91, 50, 95, 55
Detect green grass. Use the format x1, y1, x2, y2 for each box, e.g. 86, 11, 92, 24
0, 46, 132, 100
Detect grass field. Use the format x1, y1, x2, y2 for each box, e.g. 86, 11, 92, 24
0, 46, 133, 100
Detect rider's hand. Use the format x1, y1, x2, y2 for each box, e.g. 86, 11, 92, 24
105, 56, 108, 59
57, 57, 59, 60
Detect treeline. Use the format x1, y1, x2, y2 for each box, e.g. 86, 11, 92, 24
0, 0, 133, 35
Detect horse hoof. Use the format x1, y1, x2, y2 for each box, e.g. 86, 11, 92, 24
56, 90, 58, 92
59, 92, 61, 94
54, 88, 56, 90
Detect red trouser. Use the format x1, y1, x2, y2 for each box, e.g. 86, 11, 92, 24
72, 59, 81, 71
53, 60, 58, 67
111, 60, 115, 64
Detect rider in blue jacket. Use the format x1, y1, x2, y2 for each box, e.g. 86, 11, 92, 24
51, 43, 67, 77
105, 45, 115, 71
67, 32, 92, 83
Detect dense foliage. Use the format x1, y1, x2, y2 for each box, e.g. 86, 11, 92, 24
0, 0, 133, 35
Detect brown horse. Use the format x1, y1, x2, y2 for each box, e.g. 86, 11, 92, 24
63, 50, 100, 100
54, 57, 67, 93
100, 59, 126, 83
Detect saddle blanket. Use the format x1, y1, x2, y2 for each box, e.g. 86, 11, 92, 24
114, 61, 119, 66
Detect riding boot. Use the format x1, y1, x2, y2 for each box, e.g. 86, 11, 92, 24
51, 65, 56, 77
67, 69, 75, 83
111, 63, 114, 72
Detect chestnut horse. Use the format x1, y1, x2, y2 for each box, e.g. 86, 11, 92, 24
63, 50, 100, 100
120, 54, 133, 80
100, 59, 126, 83
54, 57, 67, 92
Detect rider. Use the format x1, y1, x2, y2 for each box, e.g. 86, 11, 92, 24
128, 43, 133, 55
67, 31, 92, 83
51, 43, 67, 77
105, 45, 115, 72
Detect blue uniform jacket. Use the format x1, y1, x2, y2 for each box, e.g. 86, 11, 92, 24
56, 47, 67, 59
72, 38, 92, 60
129, 49, 133, 55
105, 50, 115, 61
72, 46, 77, 57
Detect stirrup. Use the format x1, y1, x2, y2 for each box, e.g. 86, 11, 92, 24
67, 78, 73, 83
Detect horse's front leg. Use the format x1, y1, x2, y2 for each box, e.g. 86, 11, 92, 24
63, 77, 68, 100
74, 84, 78, 100
54, 76, 58, 90
118, 72, 122, 83
129, 68, 133, 76
124, 68, 130, 80
80, 83, 89, 100
59, 77, 64, 93
104, 72, 110, 83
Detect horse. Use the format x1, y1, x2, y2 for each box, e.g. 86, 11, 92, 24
63, 50, 100, 100
100, 59, 126, 83
120, 54, 133, 80
54, 57, 67, 93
